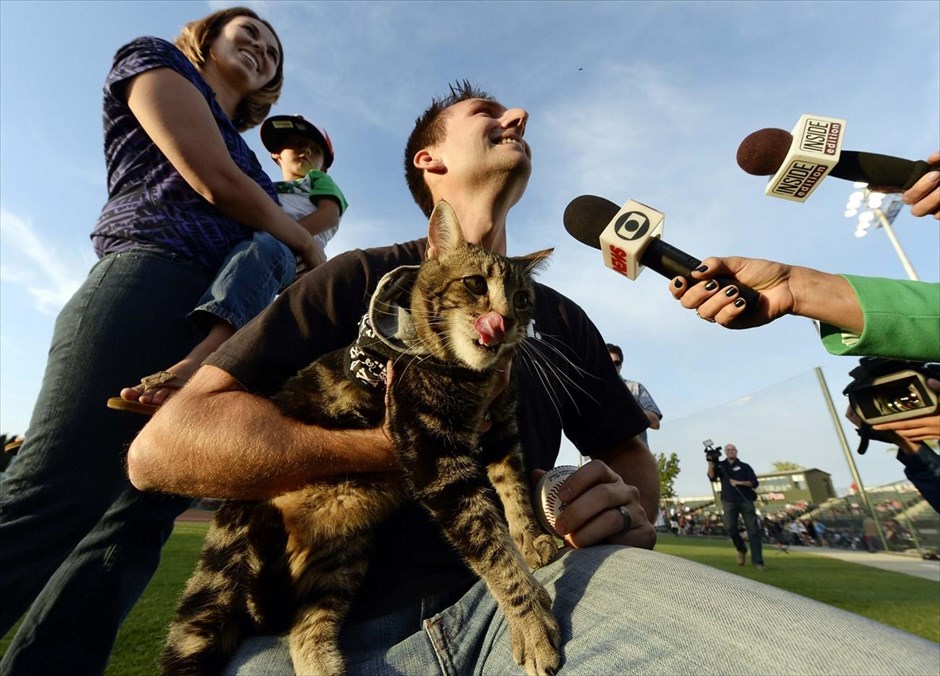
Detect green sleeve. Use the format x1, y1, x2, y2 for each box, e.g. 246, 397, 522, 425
304, 170, 349, 216
819, 275, 940, 361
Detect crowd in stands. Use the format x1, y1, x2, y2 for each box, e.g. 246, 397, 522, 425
661, 484, 937, 555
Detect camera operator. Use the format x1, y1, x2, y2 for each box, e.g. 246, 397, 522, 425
847, 376, 940, 513
707, 443, 765, 570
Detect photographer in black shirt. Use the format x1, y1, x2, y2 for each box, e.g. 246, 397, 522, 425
707, 443, 765, 570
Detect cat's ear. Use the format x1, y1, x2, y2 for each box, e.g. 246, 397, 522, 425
426, 200, 466, 259
513, 248, 553, 276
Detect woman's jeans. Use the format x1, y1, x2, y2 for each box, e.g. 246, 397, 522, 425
0, 250, 214, 674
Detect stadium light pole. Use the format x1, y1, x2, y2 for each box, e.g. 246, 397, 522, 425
814, 367, 890, 553
844, 185, 920, 281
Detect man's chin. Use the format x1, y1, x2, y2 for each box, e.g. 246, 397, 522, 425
510, 160, 532, 190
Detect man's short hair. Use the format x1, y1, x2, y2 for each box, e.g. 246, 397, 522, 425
606, 343, 623, 361
404, 80, 494, 218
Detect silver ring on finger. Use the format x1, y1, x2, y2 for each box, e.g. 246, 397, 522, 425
695, 311, 716, 323
618, 505, 632, 533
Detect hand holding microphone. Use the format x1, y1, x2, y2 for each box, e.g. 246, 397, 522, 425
563, 195, 761, 317
736, 115, 940, 203
668, 256, 813, 329
664, 162, 939, 332
903, 151, 940, 220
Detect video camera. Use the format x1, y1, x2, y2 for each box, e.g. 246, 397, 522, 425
703, 439, 723, 464
843, 357, 940, 454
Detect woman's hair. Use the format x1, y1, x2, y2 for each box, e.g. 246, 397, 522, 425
175, 6, 283, 131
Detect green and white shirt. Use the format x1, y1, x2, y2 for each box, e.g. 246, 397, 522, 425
276, 170, 348, 249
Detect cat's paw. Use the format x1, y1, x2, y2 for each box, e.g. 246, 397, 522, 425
291, 639, 346, 676
509, 587, 561, 676
522, 532, 560, 569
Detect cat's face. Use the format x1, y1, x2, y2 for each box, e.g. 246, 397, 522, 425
413, 201, 551, 371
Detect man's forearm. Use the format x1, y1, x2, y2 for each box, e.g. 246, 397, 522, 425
600, 436, 660, 520
127, 365, 397, 500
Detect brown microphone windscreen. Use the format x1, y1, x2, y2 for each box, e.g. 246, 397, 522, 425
736, 128, 793, 176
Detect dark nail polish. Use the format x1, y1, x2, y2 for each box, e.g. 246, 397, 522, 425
673, 278, 683, 288
704, 280, 718, 291
694, 265, 709, 273
724, 286, 738, 297
734, 298, 746, 308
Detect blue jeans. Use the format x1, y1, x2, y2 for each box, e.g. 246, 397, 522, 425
0, 250, 212, 674
224, 545, 938, 675
722, 499, 764, 565
191, 231, 296, 331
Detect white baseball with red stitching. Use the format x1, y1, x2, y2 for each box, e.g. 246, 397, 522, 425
535, 465, 578, 536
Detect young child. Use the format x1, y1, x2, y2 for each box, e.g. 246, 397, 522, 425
262, 115, 348, 273
109, 115, 348, 414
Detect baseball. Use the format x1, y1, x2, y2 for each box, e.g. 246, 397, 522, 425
535, 465, 578, 536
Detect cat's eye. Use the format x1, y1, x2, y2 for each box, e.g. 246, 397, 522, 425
513, 291, 531, 309
463, 276, 487, 295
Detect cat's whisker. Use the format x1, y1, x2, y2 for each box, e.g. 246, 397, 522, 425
524, 333, 599, 384
516, 337, 599, 409
515, 343, 565, 423
515, 340, 578, 411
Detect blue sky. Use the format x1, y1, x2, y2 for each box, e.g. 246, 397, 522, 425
1, 1, 938, 498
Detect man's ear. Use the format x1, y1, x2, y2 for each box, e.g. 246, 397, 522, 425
271, 152, 281, 165
414, 149, 445, 175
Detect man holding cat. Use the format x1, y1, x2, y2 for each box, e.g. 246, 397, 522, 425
128, 83, 940, 673
130, 82, 658, 548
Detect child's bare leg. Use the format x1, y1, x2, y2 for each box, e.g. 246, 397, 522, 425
120, 319, 236, 406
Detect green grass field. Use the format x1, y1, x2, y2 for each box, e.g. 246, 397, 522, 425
3, 525, 938, 674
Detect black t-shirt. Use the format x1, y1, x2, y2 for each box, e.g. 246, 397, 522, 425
207, 238, 648, 617
714, 459, 759, 503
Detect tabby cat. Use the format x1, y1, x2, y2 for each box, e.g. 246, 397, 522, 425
161, 201, 561, 675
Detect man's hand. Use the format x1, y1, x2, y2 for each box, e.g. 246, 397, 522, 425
532, 459, 656, 550
844, 404, 912, 452
870, 378, 940, 453
903, 151, 940, 220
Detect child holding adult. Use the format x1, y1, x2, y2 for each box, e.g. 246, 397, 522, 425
0, 7, 305, 673
110, 114, 348, 413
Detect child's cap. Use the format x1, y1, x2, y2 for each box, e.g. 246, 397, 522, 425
260, 115, 334, 169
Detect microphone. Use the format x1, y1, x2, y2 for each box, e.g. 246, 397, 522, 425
563, 195, 759, 312
736, 114, 939, 202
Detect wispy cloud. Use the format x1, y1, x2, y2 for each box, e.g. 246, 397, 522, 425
0, 210, 87, 314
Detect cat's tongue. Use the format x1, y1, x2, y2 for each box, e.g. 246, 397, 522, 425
473, 311, 505, 346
